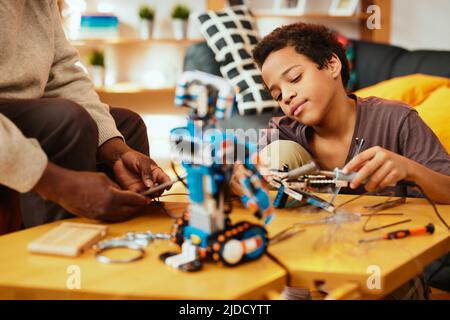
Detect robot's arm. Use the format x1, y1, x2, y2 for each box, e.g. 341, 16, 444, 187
227, 138, 273, 224
239, 170, 273, 224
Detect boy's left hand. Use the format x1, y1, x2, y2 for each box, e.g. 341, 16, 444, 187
342, 146, 413, 192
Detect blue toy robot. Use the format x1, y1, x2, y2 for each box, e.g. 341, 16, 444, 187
160, 71, 274, 272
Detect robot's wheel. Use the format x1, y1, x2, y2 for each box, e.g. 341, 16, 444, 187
221, 239, 245, 266
179, 260, 203, 272
242, 225, 268, 261
159, 251, 178, 262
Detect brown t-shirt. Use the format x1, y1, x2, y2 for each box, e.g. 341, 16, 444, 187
264, 95, 450, 197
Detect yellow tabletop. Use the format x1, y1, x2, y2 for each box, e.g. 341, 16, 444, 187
1, 192, 449, 300
0, 201, 286, 300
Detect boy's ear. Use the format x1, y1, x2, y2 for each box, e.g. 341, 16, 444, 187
327, 54, 342, 79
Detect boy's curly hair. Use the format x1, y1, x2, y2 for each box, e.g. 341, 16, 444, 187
252, 23, 350, 87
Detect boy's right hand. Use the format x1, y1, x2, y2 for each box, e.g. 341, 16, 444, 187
33, 163, 151, 222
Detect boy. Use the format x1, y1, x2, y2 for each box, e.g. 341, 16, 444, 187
252, 22, 450, 202
249, 22, 450, 299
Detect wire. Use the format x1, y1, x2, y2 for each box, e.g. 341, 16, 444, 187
265, 251, 292, 287
334, 190, 397, 210
334, 193, 366, 210
362, 215, 412, 232
157, 193, 189, 198
150, 198, 170, 217
171, 161, 187, 188
412, 183, 450, 231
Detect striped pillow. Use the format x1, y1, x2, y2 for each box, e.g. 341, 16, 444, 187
196, 5, 279, 115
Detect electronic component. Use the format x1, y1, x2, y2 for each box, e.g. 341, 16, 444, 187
28, 222, 107, 257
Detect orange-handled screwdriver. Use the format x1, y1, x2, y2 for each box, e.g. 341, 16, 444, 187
359, 223, 435, 244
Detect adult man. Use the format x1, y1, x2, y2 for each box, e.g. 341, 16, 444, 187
0, 0, 171, 230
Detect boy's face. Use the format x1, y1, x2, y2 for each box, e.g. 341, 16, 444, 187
261, 46, 341, 126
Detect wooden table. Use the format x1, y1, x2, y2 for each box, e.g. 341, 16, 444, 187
261, 194, 450, 299
0, 201, 286, 300
0, 193, 449, 300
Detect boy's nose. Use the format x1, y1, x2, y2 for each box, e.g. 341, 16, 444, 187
283, 90, 297, 105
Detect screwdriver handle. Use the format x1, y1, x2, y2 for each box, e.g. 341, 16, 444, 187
384, 223, 435, 240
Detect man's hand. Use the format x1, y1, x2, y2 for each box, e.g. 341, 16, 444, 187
33, 163, 151, 222
97, 138, 171, 195
113, 150, 172, 195
342, 146, 413, 192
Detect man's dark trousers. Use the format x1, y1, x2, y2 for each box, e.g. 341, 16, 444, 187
0, 98, 149, 228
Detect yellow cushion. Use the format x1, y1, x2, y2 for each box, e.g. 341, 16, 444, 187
415, 86, 450, 153
355, 74, 450, 106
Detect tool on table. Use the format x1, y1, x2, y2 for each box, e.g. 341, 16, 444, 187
358, 197, 410, 232
362, 214, 412, 233
271, 161, 363, 213
270, 212, 361, 246
141, 174, 187, 197
358, 223, 435, 244
363, 197, 406, 212
95, 230, 170, 264
270, 226, 305, 245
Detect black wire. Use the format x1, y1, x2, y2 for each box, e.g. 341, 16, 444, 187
412, 183, 450, 231
171, 161, 187, 188
151, 198, 170, 217
265, 251, 292, 287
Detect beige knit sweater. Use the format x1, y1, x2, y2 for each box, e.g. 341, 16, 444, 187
0, 0, 123, 193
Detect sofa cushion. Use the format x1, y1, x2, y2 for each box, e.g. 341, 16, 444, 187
195, 5, 279, 115
415, 86, 450, 153
354, 73, 450, 106
183, 42, 222, 77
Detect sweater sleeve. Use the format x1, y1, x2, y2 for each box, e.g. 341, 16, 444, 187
43, 0, 123, 146
0, 114, 48, 193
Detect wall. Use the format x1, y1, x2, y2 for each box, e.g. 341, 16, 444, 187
64, 0, 206, 88
67, 0, 450, 90
391, 0, 450, 50
248, 0, 361, 39
66, 0, 367, 89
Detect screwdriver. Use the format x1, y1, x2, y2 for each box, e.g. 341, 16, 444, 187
358, 223, 435, 244
141, 174, 187, 197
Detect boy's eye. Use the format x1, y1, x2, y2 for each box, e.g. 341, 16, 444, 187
291, 74, 303, 83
